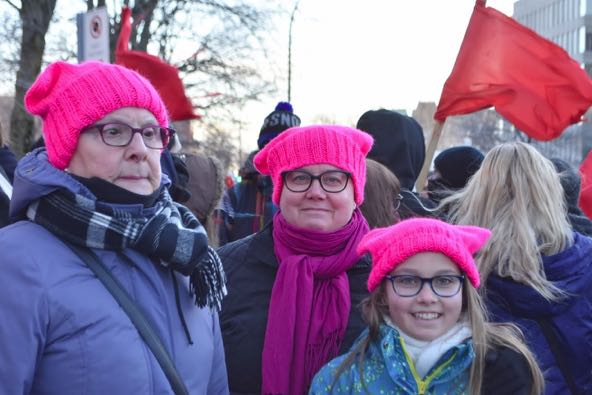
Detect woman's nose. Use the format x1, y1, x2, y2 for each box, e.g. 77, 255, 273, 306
125, 132, 149, 159
305, 178, 326, 197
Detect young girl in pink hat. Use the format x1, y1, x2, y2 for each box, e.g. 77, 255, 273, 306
310, 218, 543, 395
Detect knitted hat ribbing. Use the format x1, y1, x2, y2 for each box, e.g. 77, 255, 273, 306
25, 61, 169, 170
253, 125, 374, 205
358, 218, 491, 291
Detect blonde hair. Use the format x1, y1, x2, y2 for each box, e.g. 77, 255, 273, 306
443, 142, 573, 300
333, 282, 544, 394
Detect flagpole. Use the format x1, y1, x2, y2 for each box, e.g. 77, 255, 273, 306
415, 120, 445, 193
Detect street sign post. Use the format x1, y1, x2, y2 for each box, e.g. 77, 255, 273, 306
77, 7, 110, 63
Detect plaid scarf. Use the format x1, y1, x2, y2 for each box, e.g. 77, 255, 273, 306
27, 187, 227, 311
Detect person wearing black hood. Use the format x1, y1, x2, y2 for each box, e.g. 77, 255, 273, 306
551, 157, 592, 236
356, 109, 436, 219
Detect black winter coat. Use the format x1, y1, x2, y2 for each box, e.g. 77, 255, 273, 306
482, 345, 535, 395
217, 225, 371, 395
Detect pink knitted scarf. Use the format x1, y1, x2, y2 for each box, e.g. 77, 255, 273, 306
262, 209, 369, 395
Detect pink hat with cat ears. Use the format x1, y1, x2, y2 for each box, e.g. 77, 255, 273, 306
253, 125, 373, 205
359, 218, 491, 292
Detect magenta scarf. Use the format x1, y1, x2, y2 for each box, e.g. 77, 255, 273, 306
262, 209, 369, 395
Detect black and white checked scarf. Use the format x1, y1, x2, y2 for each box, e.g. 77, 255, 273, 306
26, 187, 227, 311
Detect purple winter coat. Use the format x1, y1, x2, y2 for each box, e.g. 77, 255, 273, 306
485, 232, 592, 395
0, 150, 229, 394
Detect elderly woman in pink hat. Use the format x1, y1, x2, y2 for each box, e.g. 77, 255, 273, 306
217, 125, 374, 394
0, 61, 228, 394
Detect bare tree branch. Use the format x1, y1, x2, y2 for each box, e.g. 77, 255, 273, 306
3, 0, 282, 167
9, 0, 57, 155
2, 0, 20, 12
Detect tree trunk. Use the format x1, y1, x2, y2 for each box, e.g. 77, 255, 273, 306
9, 0, 57, 157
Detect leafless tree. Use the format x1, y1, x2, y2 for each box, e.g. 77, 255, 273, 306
200, 124, 237, 173
2, 0, 56, 155
0, 9, 21, 92
2, 0, 281, 162
96, 0, 279, 160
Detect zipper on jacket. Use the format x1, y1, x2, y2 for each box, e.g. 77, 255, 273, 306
399, 337, 458, 394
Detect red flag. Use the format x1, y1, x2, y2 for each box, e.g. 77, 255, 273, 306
580, 150, 592, 219
115, 7, 201, 121
434, 1, 592, 141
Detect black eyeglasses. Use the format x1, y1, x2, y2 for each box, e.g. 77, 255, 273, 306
282, 170, 351, 193
83, 122, 176, 149
385, 274, 464, 297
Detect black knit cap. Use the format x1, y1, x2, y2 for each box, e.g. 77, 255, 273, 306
257, 101, 301, 149
434, 146, 484, 189
550, 157, 581, 207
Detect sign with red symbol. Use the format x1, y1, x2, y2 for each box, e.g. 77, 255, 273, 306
77, 7, 110, 63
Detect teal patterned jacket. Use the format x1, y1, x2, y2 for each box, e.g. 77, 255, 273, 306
309, 324, 474, 395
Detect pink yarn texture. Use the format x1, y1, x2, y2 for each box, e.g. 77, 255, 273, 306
25, 61, 169, 169
253, 124, 374, 205
358, 218, 491, 291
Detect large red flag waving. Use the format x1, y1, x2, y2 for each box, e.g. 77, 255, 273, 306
434, 0, 592, 141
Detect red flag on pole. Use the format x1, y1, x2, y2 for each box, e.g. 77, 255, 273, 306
434, 1, 592, 141
115, 7, 201, 121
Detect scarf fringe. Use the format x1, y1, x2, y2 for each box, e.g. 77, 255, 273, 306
29, 187, 228, 312
304, 329, 343, 386
190, 247, 228, 311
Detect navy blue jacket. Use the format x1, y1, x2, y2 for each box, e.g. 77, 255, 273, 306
485, 232, 592, 395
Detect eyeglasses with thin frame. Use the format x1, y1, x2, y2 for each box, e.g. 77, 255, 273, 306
282, 170, 351, 193
385, 274, 465, 297
82, 122, 176, 149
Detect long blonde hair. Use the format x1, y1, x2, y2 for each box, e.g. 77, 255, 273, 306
443, 142, 573, 300
333, 282, 544, 394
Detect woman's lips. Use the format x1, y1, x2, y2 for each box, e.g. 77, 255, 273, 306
119, 175, 147, 180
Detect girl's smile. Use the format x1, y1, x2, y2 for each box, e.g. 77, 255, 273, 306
386, 252, 464, 341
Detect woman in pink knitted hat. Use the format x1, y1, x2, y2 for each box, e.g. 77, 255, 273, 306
217, 124, 374, 394
310, 218, 544, 395
0, 61, 228, 394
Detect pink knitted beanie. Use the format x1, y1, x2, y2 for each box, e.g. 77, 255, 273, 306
253, 125, 374, 205
25, 61, 169, 169
359, 218, 491, 292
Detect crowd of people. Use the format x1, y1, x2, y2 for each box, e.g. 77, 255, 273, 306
0, 59, 591, 395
